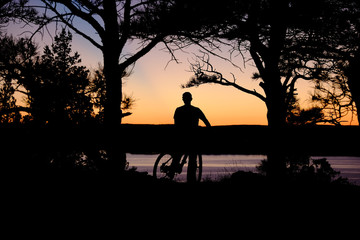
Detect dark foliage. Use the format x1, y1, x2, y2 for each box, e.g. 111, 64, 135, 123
256, 155, 349, 184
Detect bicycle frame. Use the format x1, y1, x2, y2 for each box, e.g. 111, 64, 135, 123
159, 154, 187, 174
153, 153, 202, 182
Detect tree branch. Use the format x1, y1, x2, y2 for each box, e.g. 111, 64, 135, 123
186, 59, 266, 102
118, 0, 131, 53
41, 0, 104, 50
120, 35, 164, 68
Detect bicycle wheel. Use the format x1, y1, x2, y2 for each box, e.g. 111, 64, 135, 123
197, 154, 202, 182
153, 153, 202, 182
153, 153, 175, 180
185, 154, 202, 182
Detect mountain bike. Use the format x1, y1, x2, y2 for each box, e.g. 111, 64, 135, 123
153, 153, 202, 182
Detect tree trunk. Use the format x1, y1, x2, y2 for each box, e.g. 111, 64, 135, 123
265, 91, 287, 128
346, 51, 360, 125
265, 87, 288, 177
262, 65, 287, 128
102, 0, 127, 173
262, 67, 288, 178
103, 58, 127, 173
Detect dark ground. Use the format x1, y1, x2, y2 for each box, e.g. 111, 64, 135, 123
1, 124, 360, 237
2, 168, 360, 238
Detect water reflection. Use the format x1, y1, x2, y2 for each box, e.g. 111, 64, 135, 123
127, 154, 360, 185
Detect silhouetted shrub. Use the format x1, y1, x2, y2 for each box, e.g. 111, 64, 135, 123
256, 155, 349, 184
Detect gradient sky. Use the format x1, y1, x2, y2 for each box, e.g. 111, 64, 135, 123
5, 7, 359, 126
95, 44, 274, 126
71, 35, 359, 126
120, 44, 269, 126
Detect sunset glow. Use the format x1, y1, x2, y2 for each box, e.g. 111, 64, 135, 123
6, 22, 359, 126
120, 44, 269, 126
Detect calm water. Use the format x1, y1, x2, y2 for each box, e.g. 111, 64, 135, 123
127, 154, 360, 185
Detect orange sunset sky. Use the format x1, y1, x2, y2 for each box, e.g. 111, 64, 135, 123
6, 18, 359, 126
70, 35, 359, 126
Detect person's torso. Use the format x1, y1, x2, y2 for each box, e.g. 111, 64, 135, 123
175, 105, 202, 128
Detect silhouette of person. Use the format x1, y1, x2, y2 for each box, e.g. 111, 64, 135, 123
174, 92, 211, 128
172, 92, 211, 182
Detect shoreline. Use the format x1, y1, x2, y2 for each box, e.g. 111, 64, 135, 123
1, 124, 359, 155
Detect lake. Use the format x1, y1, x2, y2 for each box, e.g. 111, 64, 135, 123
127, 154, 360, 185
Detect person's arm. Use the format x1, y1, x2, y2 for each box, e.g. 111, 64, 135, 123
174, 108, 179, 126
199, 109, 211, 127
202, 116, 211, 127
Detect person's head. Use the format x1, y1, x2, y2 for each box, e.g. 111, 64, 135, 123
182, 92, 192, 105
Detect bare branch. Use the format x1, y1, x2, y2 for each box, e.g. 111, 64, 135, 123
185, 55, 266, 102
120, 35, 164, 68
40, 0, 104, 50
162, 41, 181, 69
188, 37, 244, 72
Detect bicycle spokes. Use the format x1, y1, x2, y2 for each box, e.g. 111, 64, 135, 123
153, 153, 202, 182
159, 157, 172, 173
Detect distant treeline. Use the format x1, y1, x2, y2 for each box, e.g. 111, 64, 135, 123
1, 124, 359, 156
